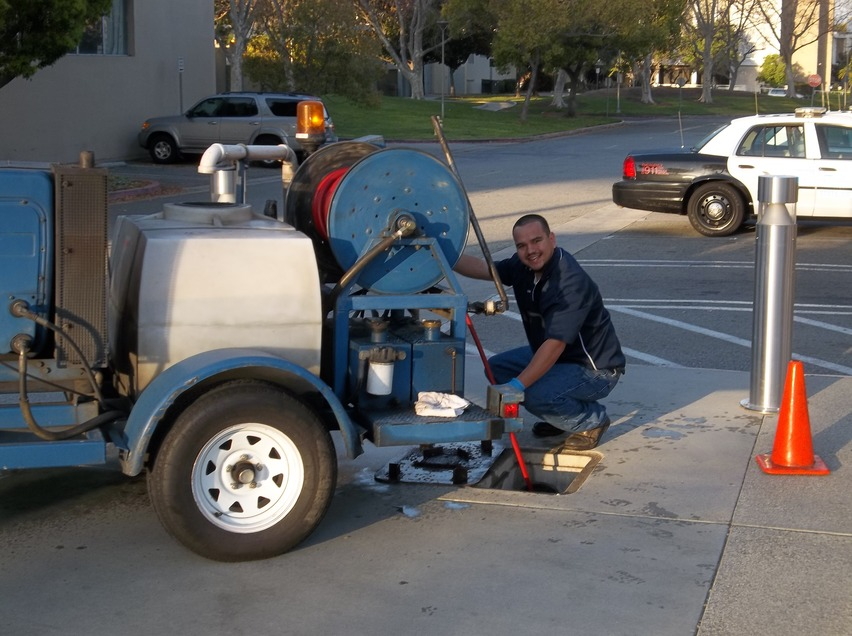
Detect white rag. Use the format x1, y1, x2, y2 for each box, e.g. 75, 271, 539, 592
414, 392, 470, 417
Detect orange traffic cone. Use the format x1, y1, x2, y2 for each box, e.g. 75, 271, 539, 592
755, 360, 830, 475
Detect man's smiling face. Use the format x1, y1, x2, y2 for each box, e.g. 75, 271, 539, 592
513, 220, 557, 272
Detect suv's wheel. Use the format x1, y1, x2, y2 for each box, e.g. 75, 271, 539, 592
148, 133, 180, 164
687, 182, 746, 237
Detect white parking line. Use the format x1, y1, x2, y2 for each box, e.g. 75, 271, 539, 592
609, 305, 852, 375
606, 298, 852, 317
581, 259, 852, 274
500, 309, 682, 368
608, 306, 752, 347
468, 299, 850, 373
621, 347, 683, 367
793, 316, 852, 337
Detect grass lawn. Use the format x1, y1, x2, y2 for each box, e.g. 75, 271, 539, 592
324, 87, 826, 141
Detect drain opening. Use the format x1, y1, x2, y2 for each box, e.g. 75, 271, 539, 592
475, 448, 603, 495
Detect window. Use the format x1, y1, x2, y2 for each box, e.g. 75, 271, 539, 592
738, 125, 805, 158
816, 125, 852, 160
189, 98, 225, 117
221, 97, 259, 117
266, 99, 299, 117
74, 0, 128, 55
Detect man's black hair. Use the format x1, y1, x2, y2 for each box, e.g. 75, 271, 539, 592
513, 213, 551, 234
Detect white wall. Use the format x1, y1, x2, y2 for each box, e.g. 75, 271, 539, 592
0, 1, 215, 164
426, 55, 515, 96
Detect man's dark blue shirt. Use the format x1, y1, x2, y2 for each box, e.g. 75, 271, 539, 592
495, 247, 625, 372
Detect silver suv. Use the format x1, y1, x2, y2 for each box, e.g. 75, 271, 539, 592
138, 92, 336, 164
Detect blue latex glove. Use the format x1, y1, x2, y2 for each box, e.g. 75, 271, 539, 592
504, 377, 525, 391
488, 377, 525, 401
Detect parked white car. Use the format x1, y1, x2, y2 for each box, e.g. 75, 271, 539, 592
613, 108, 852, 236
767, 88, 804, 98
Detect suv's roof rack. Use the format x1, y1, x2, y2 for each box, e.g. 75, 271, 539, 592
221, 91, 316, 98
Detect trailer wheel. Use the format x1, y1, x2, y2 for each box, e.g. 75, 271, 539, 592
148, 381, 336, 562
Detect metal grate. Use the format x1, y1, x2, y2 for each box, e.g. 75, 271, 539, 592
52, 165, 108, 367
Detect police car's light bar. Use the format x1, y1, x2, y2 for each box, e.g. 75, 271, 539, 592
795, 107, 827, 118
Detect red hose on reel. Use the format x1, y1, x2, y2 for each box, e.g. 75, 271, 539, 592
310, 167, 348, 241
465, 314, 533, 492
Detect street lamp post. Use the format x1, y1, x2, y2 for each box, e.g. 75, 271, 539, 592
438, 20, 449, 121
616, 72, 622, 114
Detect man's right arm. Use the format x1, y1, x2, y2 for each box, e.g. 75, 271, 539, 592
453, 253, 493, 280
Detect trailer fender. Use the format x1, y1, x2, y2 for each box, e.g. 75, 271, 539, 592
120, 348, 362, 476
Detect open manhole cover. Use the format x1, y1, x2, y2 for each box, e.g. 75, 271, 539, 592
475, 447, 603, 495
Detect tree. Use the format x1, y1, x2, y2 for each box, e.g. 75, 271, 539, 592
717, 0, 759, 90
447, 0, 605, 120
444, 0, 499, 94
549, 28, 612, 116
757, 52, 803, 86
757, 0, 822, 97
0, 0, 112, 86
685, 0, 722, 103
354, 0, 442, 99
615, 0, 686, 104
678, 0, 757, 96
247, 0, 383, 102
215, 0, 264, 92
489, 0, 567, 121
424, 23, 492, 96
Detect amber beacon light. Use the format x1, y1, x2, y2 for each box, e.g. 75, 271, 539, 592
296, 100, 326, 154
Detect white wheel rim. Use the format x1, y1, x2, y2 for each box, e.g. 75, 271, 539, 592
154, 143, 170, 159
191, 423, 305, 533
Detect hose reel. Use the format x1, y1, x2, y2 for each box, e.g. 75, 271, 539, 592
286, 145, 469, 295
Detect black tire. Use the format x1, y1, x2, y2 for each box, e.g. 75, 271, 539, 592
148, 133, 180, 164
686, 182, 746, 237
147, 381, 337, 562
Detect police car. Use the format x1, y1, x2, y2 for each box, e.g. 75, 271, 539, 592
612, 108, 852, 236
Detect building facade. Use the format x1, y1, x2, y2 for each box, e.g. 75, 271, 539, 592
0, 0, 215, 164
425, 55, 516, 98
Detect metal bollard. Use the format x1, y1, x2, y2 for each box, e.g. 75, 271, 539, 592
742, 175, 798, 413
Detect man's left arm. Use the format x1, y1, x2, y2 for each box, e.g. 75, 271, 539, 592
453, 253, 492, 280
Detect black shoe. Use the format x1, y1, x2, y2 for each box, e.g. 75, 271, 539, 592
531, 421, 567, 437
561, 417, 611, 451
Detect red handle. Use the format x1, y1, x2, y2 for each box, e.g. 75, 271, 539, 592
465, 314, 533, 491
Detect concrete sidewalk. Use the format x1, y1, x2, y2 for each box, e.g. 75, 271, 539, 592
2, 367, 847, 635
323, 363, 851, 635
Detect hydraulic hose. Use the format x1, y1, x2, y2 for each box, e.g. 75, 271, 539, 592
10, 299, 106, 406
326, 215, 416, 311
17, 346, 124, 441
465, 314, 533, 492
10, 299, 126, 441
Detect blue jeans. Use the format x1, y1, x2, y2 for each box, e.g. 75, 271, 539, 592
489, 346, 620, 433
